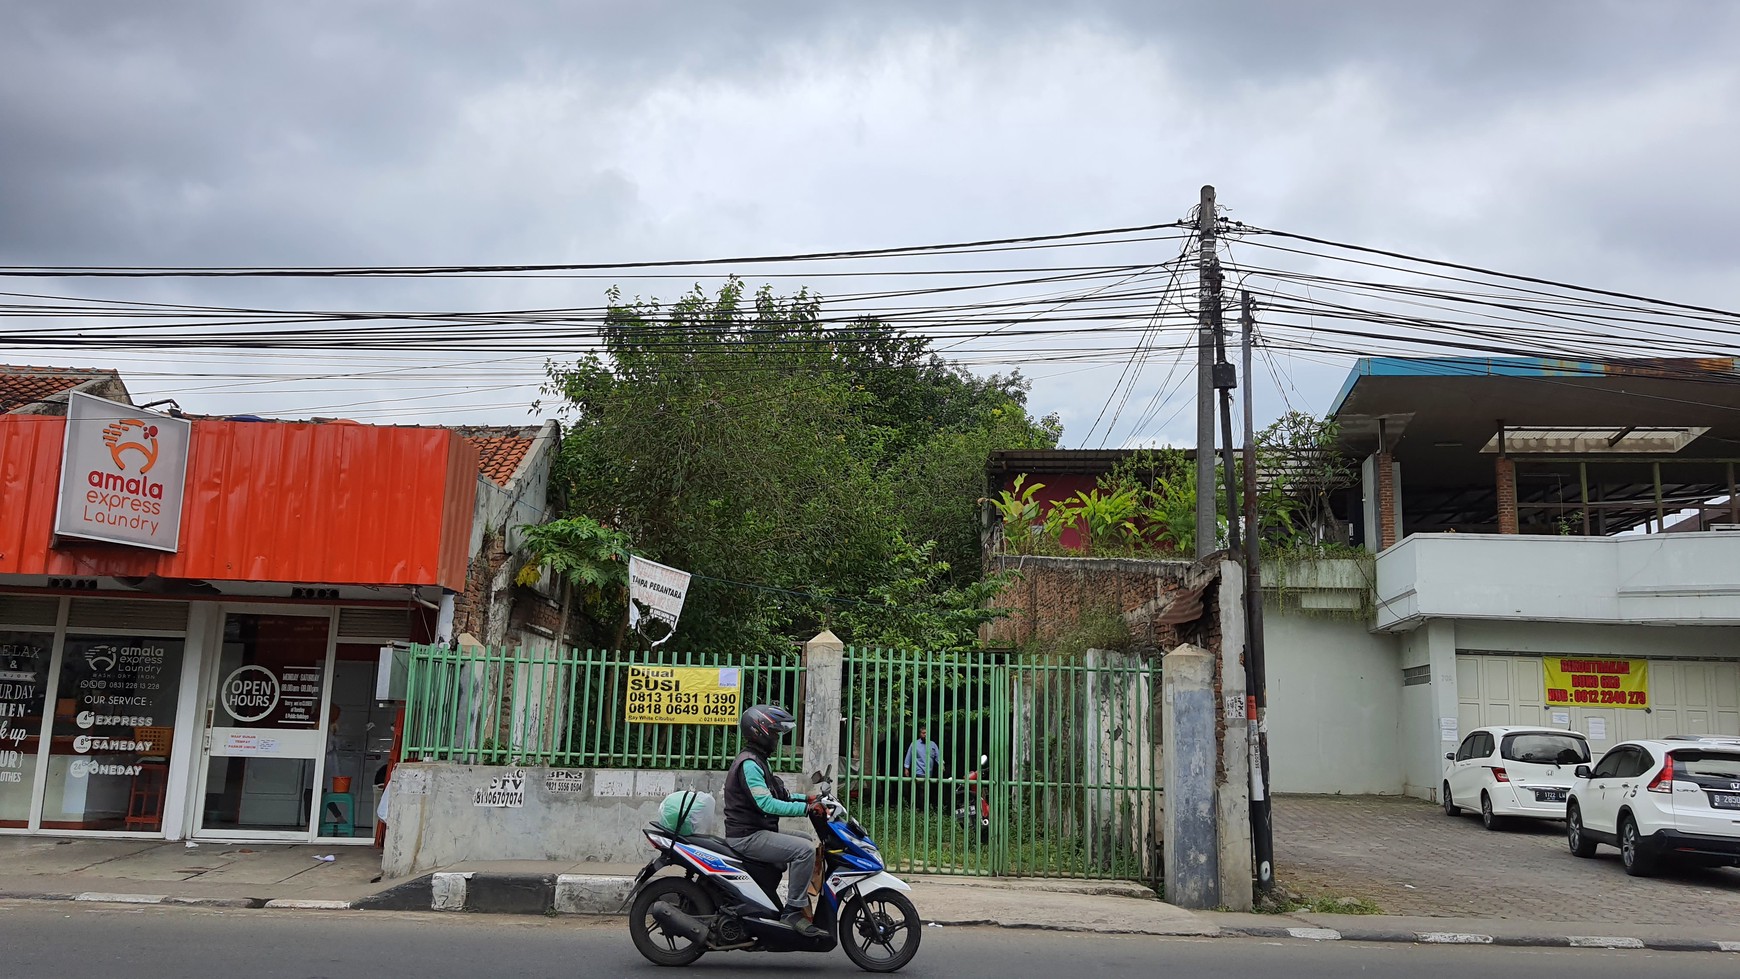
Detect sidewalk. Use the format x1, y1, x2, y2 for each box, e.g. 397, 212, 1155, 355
2, 838, 1737, 954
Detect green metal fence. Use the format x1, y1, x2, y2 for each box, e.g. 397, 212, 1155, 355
840, 646, 1161, 883
402, 644, 806, 771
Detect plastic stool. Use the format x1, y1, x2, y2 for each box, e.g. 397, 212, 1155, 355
320, 792, 356, 837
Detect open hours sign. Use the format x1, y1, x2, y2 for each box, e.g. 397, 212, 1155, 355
1544, 657, 1649, 709
624, 666, 740, 725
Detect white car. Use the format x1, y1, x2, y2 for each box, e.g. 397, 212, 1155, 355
1442, 726, 1592, 830
1566, 736, 1740, 876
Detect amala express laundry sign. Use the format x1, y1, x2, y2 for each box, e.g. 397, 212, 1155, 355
54, 393, 191, 552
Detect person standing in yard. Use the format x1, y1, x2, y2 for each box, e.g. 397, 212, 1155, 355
903, 725, 943, 808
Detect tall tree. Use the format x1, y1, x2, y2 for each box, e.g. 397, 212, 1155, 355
537, 279, 1058, 654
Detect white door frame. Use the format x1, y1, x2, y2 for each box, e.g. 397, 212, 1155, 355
190, 604, 337, 843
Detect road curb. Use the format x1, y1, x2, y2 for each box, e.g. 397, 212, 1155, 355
1221, 924, 1740, 953
6, 879, 1740, 953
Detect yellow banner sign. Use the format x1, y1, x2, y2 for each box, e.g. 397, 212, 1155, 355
625, 665, 741, 725
1544, 657, 1649, 710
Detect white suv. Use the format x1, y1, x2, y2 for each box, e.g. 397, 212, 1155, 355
1565, 736, 1740, 876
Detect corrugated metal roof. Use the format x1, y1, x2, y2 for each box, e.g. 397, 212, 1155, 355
0, 415, 476, 590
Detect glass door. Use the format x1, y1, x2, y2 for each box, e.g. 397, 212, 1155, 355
194, 610, 335, 840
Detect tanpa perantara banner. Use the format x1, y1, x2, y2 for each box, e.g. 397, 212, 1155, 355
628, 555, 691, 648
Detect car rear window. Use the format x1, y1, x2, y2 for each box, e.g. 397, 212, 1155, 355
1672, 750, 1740, 779
1502, 733, 1590, 765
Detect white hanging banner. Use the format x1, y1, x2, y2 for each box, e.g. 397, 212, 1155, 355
628, 555, 691, 647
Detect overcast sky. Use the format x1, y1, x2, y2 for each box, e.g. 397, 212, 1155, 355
4, 1, 1737, 445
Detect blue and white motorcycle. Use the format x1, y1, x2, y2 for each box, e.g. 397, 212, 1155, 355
626, 770, 921, 973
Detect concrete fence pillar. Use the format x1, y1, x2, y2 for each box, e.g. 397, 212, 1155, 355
1162, 642, 1220, 909
802, 630, 844, 782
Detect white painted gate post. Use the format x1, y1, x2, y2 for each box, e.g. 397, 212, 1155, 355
803, 631, 844, 782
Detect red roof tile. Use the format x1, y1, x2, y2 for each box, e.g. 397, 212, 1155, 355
463, 432, 537, 486
1, 364, 117, 413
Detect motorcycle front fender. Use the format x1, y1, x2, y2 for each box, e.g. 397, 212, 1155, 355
846, 871, 911, 900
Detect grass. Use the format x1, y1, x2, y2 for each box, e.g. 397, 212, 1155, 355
849, 801, 1153, 882
1253, 888, 1384, 916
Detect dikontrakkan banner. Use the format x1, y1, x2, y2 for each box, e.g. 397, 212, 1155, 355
1543, 657, 1649, 709
624, 665, 740, 725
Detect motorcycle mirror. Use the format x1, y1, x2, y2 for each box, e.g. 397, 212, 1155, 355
811, 770, 826, 784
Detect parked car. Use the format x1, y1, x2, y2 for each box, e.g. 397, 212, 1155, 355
1443, 726, 1592, 830
1566, 737, 1740, 876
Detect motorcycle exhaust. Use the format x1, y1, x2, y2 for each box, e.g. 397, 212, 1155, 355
648, 901, 711, 945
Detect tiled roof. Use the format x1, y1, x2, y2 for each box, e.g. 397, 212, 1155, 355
0, 364, 117, 413
452, 425, 545, 486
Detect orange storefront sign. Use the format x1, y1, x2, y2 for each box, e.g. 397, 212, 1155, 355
0, 415, 476, 591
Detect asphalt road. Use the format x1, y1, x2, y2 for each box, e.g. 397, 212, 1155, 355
1, 902, 1735, 978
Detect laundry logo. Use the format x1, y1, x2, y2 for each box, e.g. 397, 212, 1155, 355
102, 418, 161, 474
56, 393, 190, 552
84, 646, 118, 672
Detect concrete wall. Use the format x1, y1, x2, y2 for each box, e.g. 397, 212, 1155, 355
1376, 534, 1740, 630
381, 763, 816, 879
1262, 606, 1403, 795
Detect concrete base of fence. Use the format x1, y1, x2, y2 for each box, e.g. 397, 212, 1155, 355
380, 763, 816, 880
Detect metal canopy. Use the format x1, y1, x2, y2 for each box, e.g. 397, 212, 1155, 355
1330, 357, 1740, 533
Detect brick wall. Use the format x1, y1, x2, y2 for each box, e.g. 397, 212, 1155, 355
982, 554, 1223, 656
1495, 456, 1519, 535
1376, 450, 1397, 550
451, 532, 572, 645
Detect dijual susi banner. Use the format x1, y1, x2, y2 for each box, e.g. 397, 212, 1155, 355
624, 665, 740, 725
628, 555, 691, 648
1543, 657, 1649, 709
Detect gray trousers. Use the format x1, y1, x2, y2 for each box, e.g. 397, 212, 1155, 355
728, 830, 816, 908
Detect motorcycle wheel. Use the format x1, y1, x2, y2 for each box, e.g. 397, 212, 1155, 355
628, 876, 715, 967
839, 889, 921, 973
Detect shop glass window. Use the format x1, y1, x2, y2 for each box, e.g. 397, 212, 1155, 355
0, 632, 54, 828
39, 636, 184, 832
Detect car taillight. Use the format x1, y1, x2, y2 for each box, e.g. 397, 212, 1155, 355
1489, 767, 1509, 783
1647, 755, 1675, 794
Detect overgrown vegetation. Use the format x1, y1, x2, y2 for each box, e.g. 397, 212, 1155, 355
529, 279, 1059, 654
988, 411, 1357, 560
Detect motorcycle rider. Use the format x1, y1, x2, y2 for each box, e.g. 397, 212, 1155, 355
725, 704, 828, 939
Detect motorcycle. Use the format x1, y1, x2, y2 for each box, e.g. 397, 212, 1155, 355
626, 769, 921, 973
953, 754, 990, 843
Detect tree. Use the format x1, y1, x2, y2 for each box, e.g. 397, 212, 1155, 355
538, 279, 1057, 654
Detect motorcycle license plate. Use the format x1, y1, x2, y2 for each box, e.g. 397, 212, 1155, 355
1711, 792, 1740, 810
1534, 790, 1567, 803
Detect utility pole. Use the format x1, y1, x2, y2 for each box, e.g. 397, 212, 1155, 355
1195, 185, 1219, 559
1240, 291, 1275, 891
1215, 283, 1239, 554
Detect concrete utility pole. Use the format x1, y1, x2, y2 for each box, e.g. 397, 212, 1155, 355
1195, 185, 1219, 559
1240, 291, 1275, 891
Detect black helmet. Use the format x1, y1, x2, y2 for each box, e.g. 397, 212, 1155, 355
739, 704, 796, 755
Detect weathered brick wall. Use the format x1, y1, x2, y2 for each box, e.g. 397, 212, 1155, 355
452, 533, 571, 645
982, 554, 1224, 657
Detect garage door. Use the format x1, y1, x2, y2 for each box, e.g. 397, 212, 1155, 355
1456, 654, 1740, 754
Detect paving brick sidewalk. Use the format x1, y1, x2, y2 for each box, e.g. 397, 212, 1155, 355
1273, 794, 1740, 923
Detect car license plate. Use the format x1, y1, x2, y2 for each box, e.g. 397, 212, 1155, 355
1534, 789, 1567, 803
1711, 792, 1740, 810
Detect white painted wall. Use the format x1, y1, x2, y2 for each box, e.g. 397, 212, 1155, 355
1262, 607, 1404, 795
1375, 534, 1740, 630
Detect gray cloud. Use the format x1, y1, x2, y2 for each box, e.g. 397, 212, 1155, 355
3, 1, 1737, 442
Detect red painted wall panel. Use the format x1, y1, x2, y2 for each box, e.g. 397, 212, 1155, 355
0, 416, 477, 591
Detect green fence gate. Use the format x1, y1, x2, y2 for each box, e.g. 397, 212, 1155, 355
402, 644, 805, 771
840, 647, 1161, 883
